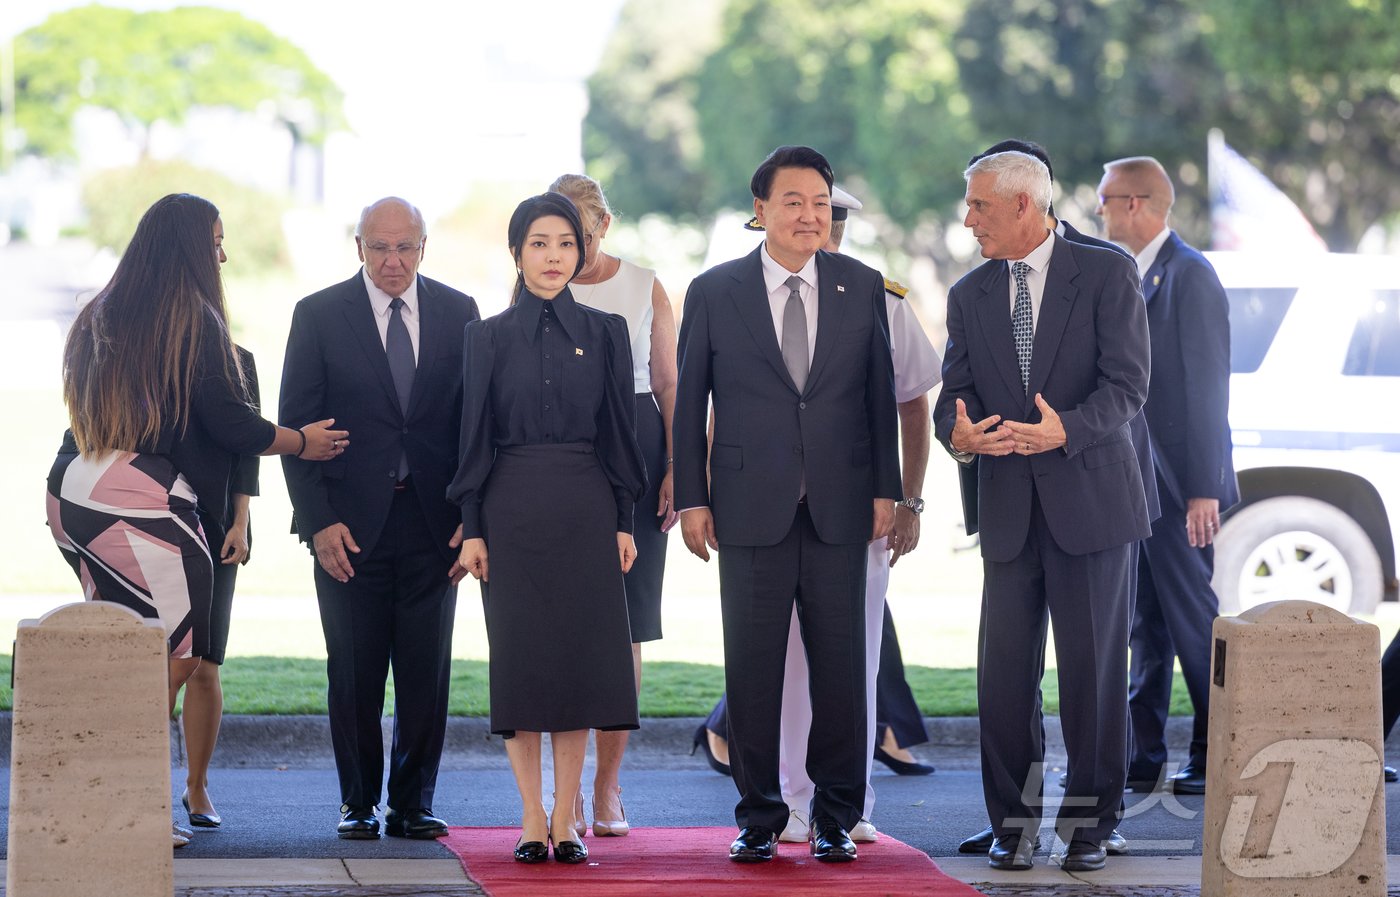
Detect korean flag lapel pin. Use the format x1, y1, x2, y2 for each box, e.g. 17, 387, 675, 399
836, 284, 845, 292
575, 348, 584, 356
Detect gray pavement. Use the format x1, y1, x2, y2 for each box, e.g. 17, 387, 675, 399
4, 713, 1400, 894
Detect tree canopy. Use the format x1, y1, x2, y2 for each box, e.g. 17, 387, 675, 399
12, 4, 344, 160
585, 0, 1400, 252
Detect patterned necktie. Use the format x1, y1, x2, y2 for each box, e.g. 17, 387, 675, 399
781, 274, 809, 392
386, 297, 415, 478
1011, 261, 1033, 391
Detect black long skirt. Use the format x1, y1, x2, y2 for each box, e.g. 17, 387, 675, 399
480, 443, 639, 736
625, 393, 669, 642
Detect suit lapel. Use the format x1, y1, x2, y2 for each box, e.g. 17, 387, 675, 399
1141, 231, 1178, 305
341, 271, 402, 413
1027, 234, 1079, 401
972, 262, 1024, 400
804, 251, 847, 393
408, 275, 441, 419
728, 246, 801, 393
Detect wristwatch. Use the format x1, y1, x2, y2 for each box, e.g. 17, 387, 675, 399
899, 497, 925, 515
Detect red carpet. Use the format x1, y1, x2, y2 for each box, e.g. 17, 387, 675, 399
443, 826, 982, 896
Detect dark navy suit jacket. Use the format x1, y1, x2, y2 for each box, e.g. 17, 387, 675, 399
279, 271, 480, 562
1140, 232, 1239, 510
935, 233, 1152, 562
674, 246, 902, 546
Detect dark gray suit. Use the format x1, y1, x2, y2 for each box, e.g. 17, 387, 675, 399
674, 245, 901, 833
281, 271, 478, 814
934, 233, 1151, 842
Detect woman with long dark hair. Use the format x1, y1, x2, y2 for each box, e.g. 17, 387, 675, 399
449, 193, 645, 865
46, 193, 345, 845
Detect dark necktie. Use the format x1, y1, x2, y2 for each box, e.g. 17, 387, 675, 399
781, 275, 809, 392
1011, 261, 1033, 391
386, 297, 414, 479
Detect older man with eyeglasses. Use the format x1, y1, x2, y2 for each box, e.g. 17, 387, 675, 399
280, 197, 480, 840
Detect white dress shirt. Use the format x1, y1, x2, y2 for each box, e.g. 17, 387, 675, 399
361, 268, 420, 361
760, 243, 818, 365
1133, 226, 1172, 279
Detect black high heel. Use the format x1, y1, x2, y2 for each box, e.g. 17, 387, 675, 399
553, 835, 589, 864
514, 834, 549, 864
690, 723, 732, 776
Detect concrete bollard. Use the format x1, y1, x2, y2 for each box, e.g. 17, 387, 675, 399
7, 602, 173, 897
1201, 600, 1385, 896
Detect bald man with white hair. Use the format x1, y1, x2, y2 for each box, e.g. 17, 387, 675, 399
281, 197, 480, 840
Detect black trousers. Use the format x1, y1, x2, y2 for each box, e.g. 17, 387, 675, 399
1127, 491, 1217, 777
717, 503, 868, 833
314, 482, 457, 813
979, 492, 1131, 844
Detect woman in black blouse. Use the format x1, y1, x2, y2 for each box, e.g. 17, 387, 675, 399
449, 193, 645, 865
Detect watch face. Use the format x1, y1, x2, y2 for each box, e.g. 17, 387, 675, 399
903, 497, 924, 513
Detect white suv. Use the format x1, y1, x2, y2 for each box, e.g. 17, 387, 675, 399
1207, 251, 1400, 615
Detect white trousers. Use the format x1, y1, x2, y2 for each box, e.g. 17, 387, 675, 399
778, 537, 889, 821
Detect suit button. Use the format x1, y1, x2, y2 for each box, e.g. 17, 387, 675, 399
799, 402, 806, 410
388, 470, 397, 478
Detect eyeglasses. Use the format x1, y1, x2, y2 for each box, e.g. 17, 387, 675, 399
1097, 193, 1150, 205
364, 242, 423, 258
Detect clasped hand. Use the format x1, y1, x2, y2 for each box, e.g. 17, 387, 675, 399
951, 395, 1066, 456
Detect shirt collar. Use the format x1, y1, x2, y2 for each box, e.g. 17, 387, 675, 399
760, 242, 818, 295
514, 286, 581, 345
1008, 229, 1055, 276
1134, 226, 1172, 277
362, 268, 419, 317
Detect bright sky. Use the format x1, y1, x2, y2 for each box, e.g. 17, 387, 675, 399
3, 0, 627, 216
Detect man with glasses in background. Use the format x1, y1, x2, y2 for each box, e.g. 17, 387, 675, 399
281, 197, 479, 840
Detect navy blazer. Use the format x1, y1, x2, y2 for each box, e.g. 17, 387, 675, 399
280, 271, 480, 562
1140, 232, 1239, 510
934, 233, 1152, 561
674, 246, 902, 547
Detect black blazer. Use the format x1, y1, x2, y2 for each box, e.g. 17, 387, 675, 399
279, 271, 479, 562
674, 246, 902, 547
934, 233, 1152, 561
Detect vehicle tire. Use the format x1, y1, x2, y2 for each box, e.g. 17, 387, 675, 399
1213, 496, 1382, 616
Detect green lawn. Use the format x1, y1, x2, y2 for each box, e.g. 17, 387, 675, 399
0, 654, 1196, 717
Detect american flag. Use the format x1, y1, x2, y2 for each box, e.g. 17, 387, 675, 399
1207, 129, 1326, 253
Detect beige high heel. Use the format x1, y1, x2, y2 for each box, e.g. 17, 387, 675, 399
553, 790, 587, 839
172, 823, 190, 848
592, 786, 629, 837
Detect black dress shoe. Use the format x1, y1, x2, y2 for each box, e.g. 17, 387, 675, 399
1386, 765, 1397, 783
1166, 763, 1207, 795
513, 836, 549, 863
1057, 771, 1069, 789
553, 837, 589, 864
385, 808, 448, 839
728, 825, 776, 863
959, 825, 996, 854
1104, 829, 1128, 856
988, 834, 1034, 870
1062, 839, 1107, 871
337, 805, 380, 840
182, 790, 221, 828
808, 815, 857, 863
959, 825, 1043, 855
691, 724, 732, 777
873, 745, 935, 776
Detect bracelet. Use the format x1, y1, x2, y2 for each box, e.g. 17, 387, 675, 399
294, 427, 307, 458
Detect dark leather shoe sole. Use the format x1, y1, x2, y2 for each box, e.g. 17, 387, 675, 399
811, 847, 857, 862
729, 848, 774, 863
988, 836, 1034, 871
337, 826, 380, 840
386, 824, 448, 839
1166, 777, 1206, 795
960, 827, 1043, 855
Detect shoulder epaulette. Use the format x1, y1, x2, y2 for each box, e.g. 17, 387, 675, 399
884, 278, 909, 299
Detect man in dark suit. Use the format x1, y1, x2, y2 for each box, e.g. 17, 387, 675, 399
933, 151, 1151, 872
280, 197, 479, 840
1096, 156, 1238, 795
955, 139, 1154, 857
674, 145, 901, 864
